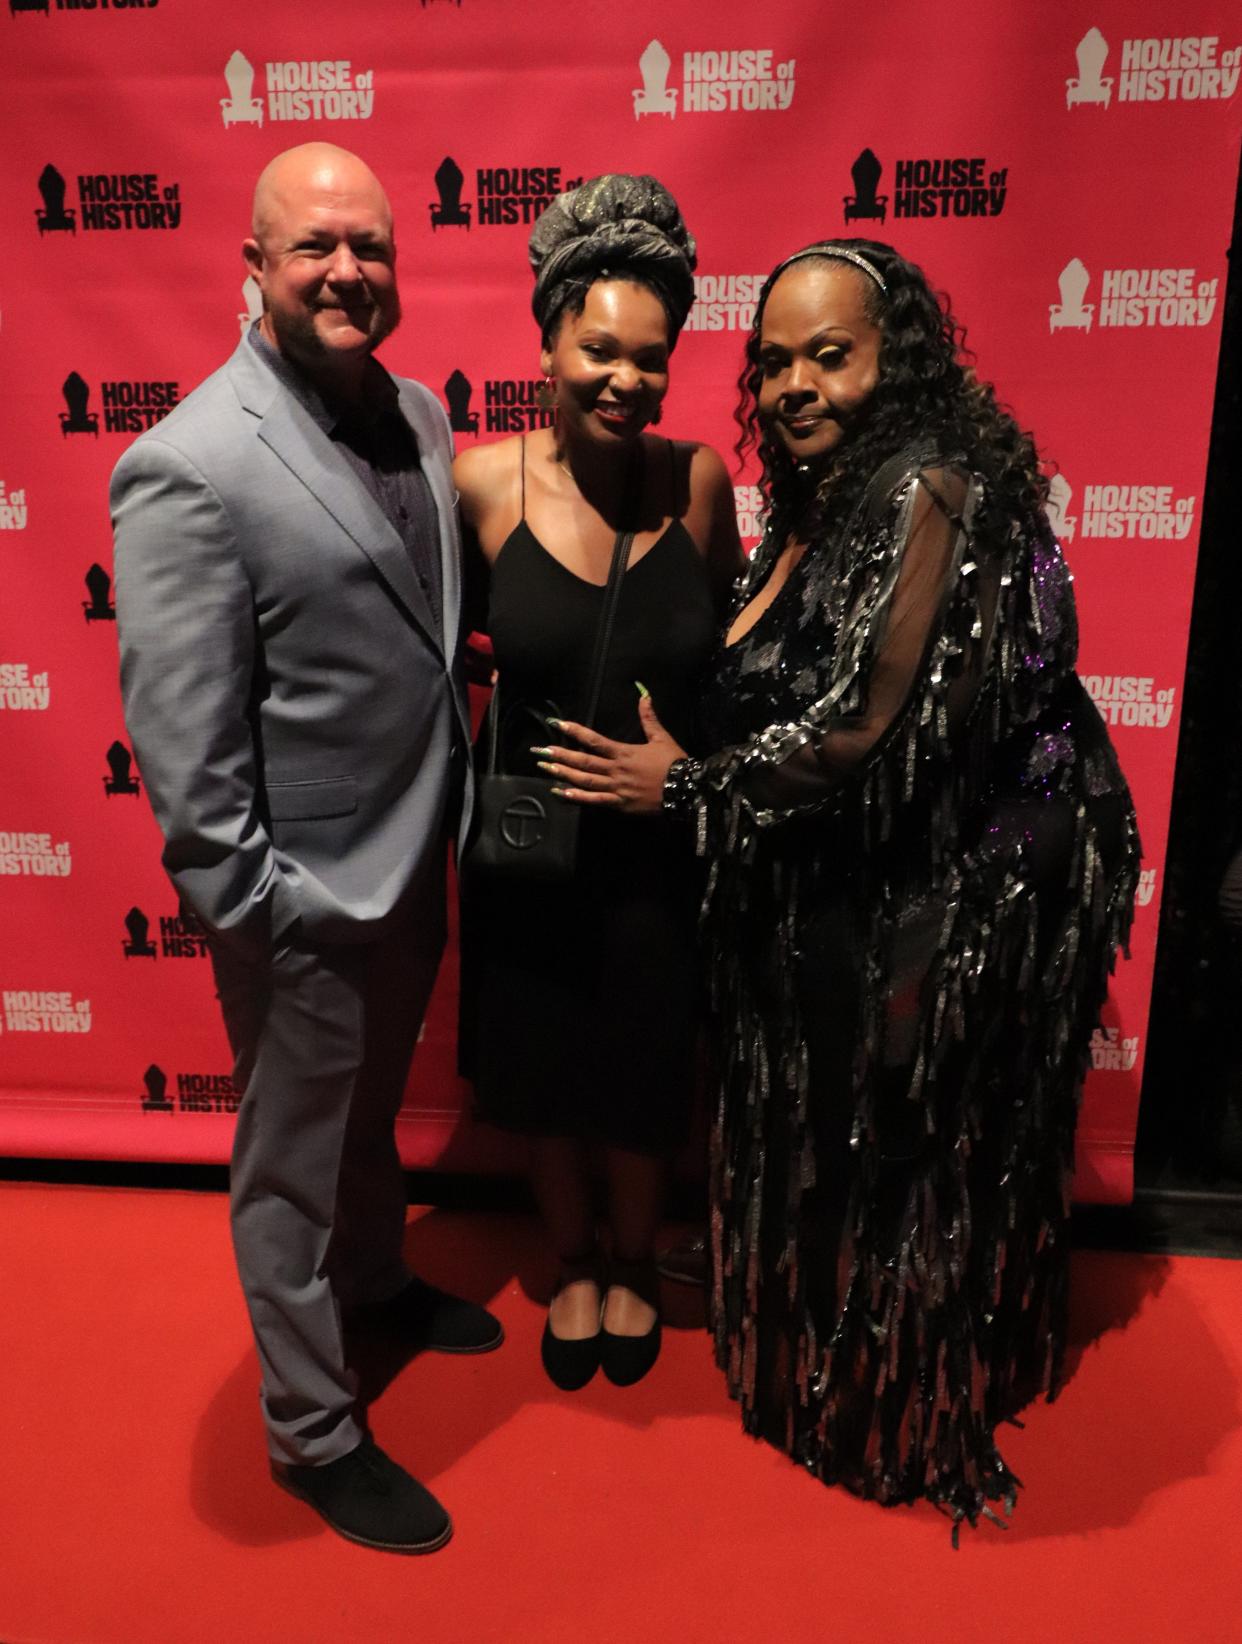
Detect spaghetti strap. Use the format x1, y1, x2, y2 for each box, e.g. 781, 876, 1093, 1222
520, 435, 526, 519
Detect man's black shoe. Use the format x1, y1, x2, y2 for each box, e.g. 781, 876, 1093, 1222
345, 1275, 504, 1354
273, 1436, 452, 1554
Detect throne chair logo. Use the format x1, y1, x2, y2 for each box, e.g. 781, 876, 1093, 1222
83, 564, 116, 622
60, 372, 98, 437
123, 907, 158, 960
36, 165, 76, 235
141, 1064, 174, 1112
104, 739, 141, 797
429, 157, 471, 229
444, 370, 479, 434
1049, 259, 1094, 332
1066, 28, 1113, 108
221, 50, 264, 128
1044, 473, 1077, 541
843, 148, 887, 225
634, 40, 677, 119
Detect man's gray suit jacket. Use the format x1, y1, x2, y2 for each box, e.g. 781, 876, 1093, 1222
111, 337, 471, 962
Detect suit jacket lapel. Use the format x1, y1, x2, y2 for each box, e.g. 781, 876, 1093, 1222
233, 347, 443, 656
398, 381, 461, 654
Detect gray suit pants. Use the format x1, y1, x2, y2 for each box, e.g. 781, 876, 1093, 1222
210, 880, 446, 1465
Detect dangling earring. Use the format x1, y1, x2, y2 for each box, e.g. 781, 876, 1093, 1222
535, 374, 557, 412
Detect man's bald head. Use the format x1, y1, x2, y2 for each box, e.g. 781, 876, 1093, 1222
243, 144, 400, 386
251, 143, 392, 249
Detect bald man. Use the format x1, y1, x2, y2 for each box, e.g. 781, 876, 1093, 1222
110, 144, 500, 1554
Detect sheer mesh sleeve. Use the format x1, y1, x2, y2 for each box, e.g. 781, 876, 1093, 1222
665, 465, 992, 839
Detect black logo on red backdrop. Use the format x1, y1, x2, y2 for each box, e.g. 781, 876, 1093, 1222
891, 155, 1008, 219
430, 158, 578, 231
122, 905, 209, 960
36, 166, 182, 233
139, 1063, 239, 1114
141, 1064, 173, 1113
104, 740, 140, 797
844, 149, 888, 224
122, 907, 157, 959
13, 2, 161, 15
444, 371, 479, 434
61, 374, 181, 434
83, 564, 116, 622
480, 380, 555, 435
60, 373, 98, 436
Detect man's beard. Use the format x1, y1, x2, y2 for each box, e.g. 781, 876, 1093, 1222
267, 293, 401, 365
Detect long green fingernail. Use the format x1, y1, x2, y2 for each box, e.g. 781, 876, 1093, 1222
530, 745, 552, 757
537, 761, 556, 774
544, 716, 562, 729
635, 681, 650, 698
550, 786, 567, 797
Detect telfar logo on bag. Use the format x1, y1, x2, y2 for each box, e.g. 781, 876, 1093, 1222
1049, 260, 1219, 331
34, 164, 182, 234
1065, 26, 1241, 107
632, 39, 796, 118
219, 50, 376, 128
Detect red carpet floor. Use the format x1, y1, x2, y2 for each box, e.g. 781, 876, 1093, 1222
2, 1183, 1240, 1644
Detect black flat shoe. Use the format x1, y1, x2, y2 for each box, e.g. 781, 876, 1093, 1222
599, 1255, 661, 1387
540, 1251, 603, 1391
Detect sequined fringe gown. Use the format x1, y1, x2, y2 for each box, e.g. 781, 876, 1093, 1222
663, 453, 1139, 1528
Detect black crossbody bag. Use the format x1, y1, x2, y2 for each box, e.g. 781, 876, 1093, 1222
463, 514, 636, 884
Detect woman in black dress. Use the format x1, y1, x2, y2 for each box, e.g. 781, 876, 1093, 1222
543, 239, 1138, 1525
455, 176, 742, 1388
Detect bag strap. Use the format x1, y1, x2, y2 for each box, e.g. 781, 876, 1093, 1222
486, 443, 641, 773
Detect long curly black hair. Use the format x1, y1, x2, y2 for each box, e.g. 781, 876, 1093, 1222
735, 238, 1048, 547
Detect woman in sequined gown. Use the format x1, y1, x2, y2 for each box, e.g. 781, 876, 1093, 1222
542, 240, 1139, 1527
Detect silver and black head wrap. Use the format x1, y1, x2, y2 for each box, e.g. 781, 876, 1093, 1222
528, 173, 697, 341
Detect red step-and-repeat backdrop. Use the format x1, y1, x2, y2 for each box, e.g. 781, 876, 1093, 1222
1, 1, 1239, 1199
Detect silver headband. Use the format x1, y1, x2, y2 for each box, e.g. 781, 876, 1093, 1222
770, 243, 888, 295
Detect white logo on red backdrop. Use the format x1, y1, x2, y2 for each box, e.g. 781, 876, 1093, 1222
1, 991, 91, 1035
0, 481, 29, 530
0, 665, 50, 711
684, 274, 766, 332
633, 40, 796, 117
1090, 1026, 1140, 1071
734, 485, 766, 550
1081, 675, 1177, 728
221, 51, 375, 127
0, 830, 71, 878
1045, 474, 1077, 542
238, 276, 263, 338
1136, 868, 1158, 908
1069, 28, 1242, 106
1079, 484, 1197, 541
1050, 261, 1219, 331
